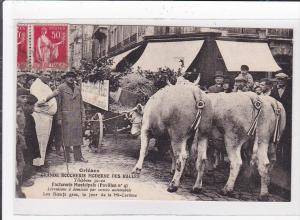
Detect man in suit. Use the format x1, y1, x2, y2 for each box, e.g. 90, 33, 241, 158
208, 71, 224, 93
38, 71, 88, 163
270, 72, 292, 169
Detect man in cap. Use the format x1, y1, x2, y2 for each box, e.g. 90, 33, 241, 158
16, 88, 30, 197
270, 72, 292, 168
233, 75, 248, 92
16, 89, 40, 196
38, 71, 87, 163
208, 71, 225, 93
236, 65, 254, 90
27, 72, 57, 169
260, 78, 273, 96
17, 72, 29, 89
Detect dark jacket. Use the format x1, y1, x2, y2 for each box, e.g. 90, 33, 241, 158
56, 82, 85, 146
208, 84, 224, 93
24, 114, 41, 161
270, 85, 292, 119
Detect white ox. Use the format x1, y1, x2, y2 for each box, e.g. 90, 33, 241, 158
131, 83, 286, 200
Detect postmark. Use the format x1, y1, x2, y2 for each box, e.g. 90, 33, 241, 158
32, 24, 68, 71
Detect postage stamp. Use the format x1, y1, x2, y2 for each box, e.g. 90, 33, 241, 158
32, 24, 68, 71
17, 24, 28, 71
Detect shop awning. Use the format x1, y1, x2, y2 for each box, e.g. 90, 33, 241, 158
132, 40, 204, 72
216, 40, 281, 72
111, 46, 139, 70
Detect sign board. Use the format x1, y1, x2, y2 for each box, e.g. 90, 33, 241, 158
81, 80, 109, 111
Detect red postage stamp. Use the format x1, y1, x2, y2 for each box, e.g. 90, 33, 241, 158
32, 24, 68, 71
17, 24, 28, 71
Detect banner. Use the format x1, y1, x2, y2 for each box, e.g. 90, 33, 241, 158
81, 80, 109, 111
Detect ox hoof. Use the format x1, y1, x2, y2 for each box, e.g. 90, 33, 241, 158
258, 194, 269, 201
219, 188, 234, 197
191, 187, 202, 194
131, 167, 142, 174
167, 185, 178, 193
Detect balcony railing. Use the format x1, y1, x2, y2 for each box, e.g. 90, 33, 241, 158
109, 33, 138, 54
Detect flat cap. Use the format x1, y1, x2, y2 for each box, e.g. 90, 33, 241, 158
275, 72, 289, 79
25, 73, 39, 82
17, 72, 29, 78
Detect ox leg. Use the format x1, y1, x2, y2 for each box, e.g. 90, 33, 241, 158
221, 140, 243, 196
192, 137, 208, 194
256, 142, 271, 201
170, 149, 176, 175
167, 140, 188, 193
132, 129, 150, 174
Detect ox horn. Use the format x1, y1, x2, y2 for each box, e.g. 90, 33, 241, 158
193, 73, 201, 85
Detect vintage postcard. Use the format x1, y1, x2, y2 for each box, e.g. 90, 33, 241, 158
3, 1, 300, 217
15, 23, 293, 201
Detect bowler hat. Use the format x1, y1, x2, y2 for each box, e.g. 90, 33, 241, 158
215, 71, 224, 78
275, 72, 288, 79
62, 71, 77, 79
241, 65, 249, 71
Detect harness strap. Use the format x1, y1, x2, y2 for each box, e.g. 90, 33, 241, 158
247, 97, 262, 136
191, 100, 205, 131
272, 101, 281, 144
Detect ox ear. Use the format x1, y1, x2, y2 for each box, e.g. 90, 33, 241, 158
193, 73, 201, 85
136, 104, 144, 115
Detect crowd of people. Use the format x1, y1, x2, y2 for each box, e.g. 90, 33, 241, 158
16, 64, 292, 197
16, 71, 88, 198
205, 64, 292, 171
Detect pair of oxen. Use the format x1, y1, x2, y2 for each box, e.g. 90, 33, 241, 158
128, 77, 286, 201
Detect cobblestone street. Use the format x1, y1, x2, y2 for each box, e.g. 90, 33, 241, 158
23, 134, 287, 201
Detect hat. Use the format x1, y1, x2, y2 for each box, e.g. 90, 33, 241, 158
215, 71, 224, 78
241, 65, 249, 71
25, 73, 39, 82
25, 94, 38, 105
17, 72, 29, 78
275, 72, 289, 79
17, 88, 30, 96
235, 75, 247, 82
62, 71, 77, 79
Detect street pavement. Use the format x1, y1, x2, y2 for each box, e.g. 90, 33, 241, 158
22, 134, 287, 201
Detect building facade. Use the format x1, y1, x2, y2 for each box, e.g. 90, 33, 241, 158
69, 25, 293, 75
